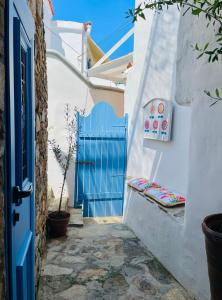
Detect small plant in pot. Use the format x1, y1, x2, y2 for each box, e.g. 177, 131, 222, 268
47, 104, 83, 238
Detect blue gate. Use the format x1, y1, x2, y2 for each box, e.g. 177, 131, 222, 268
74, 102, 128, 217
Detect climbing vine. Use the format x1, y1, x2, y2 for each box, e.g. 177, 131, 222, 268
127, 0, 222, 104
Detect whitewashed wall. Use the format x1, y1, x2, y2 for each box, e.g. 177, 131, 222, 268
43, 0, 52, 48
43, 0, 84, 70
43, 5, 125, 206
124, 2, 222, 300
177, 12, 222, 300
125, 5, 191, 196
47, 52, 124, 205
46, 20, 83, 70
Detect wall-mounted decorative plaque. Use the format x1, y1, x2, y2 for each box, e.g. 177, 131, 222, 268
143, 98, 173, 142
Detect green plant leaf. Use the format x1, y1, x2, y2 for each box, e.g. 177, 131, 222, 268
204, 90, 211, 97
195, 43, 199, 50
197, 52, 204, 59
192, 8, 202, 15
204, 43, 209, 50
140, 12, 146, 20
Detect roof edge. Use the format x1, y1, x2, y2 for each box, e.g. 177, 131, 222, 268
46, 49, 124, 93
48, 0, 54, 16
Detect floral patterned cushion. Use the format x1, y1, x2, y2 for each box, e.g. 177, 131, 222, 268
128, 178, 161, 192
144, 187, 186, 207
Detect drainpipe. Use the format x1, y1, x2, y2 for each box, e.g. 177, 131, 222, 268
82, 22, 92, 76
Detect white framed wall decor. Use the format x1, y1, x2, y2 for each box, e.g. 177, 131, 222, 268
143, 98, 173, 142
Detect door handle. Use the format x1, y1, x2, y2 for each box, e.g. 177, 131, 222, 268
13, 185, 33, 205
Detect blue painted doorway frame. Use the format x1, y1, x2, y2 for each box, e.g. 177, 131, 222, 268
74, 102, 128, 217
6, 1, 35, 299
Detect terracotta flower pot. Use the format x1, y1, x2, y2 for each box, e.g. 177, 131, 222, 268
202, 214, 222, 300
47, 211, 70, 238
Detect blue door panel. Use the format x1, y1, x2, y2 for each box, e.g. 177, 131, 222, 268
16, 231, 32, 300
6, 1, 35, 299
76, 138, 84, 207
75, 102, 128, 217
83, 198, 123, 217
105, 200, 112, 216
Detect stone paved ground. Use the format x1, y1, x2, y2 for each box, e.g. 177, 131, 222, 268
39, 218, 194, 300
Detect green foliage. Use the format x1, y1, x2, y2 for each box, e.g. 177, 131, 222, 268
127, 0, 222, 103
204, 88, 222, 106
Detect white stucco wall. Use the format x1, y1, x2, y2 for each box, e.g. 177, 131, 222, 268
43, 1, 84, 71
43, 0, 52, 48
124, 3, 222, 300
177, 12, 222, 300
47, 52, 124, 205
124, 188, 185, 286
46, 21, 83, 70
125, 5, 191, 196
124, 7, 192, 295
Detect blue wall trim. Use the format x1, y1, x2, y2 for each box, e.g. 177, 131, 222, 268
13, 0, 35, 39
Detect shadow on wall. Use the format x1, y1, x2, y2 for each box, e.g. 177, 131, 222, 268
124, 186, 134, 220
128, 8, 179, 157
48, 146, 76, 208
51, 22, 82, 67
126, 7, 191, 194
49, 23, 66, 58
89, 89, 124, 118
46, 18, 125, 202
66, 158, 76, 207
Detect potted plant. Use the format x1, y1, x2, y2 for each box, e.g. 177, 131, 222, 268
202, 214, 222, 300
47, 104, 82, 237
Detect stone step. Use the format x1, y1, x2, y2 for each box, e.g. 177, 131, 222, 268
68, 208, 84, 227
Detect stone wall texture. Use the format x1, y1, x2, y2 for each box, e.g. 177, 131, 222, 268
27, 0, 48, 293
0, 0, 5, 298
0, 0, 48, 298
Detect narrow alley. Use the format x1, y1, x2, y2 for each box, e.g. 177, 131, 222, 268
39, 218, 193, 300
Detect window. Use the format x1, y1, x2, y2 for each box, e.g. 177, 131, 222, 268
21, 47, 28, 180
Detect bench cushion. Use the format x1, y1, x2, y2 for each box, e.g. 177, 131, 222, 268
144, 187, 186, 207
127, 178, 161, 192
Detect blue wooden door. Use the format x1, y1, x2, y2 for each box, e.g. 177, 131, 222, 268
6, 1, 35, 299
74, 102, 128, 217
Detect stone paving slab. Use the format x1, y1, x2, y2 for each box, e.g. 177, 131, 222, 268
39, 219, 195, 300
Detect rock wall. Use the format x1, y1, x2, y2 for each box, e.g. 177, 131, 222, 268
0, 0, 5, 298
27, 0, 48, 292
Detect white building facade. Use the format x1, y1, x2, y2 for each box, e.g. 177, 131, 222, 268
43, 0, 127, 203
124, 2, 222, 300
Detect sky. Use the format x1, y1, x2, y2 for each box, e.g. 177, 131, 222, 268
52, 0, 135, 59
